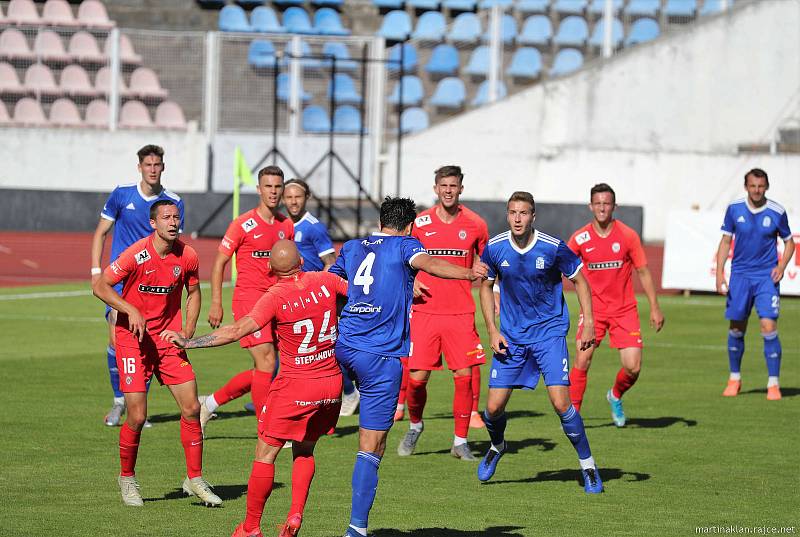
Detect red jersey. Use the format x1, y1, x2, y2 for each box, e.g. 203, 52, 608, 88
105, 235, 199, 350
218, 208, 295, 301
411, 205, 489, 315
247, 271, 348, 379
567, 219, 647, 315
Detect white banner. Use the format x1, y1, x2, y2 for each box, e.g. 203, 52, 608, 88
662, 210, 800, 296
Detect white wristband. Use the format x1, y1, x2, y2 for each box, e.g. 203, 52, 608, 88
91, 267, 102, 276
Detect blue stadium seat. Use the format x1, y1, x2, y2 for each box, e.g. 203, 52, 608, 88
549, 47, 583, 76
464, 45, 490, 77
588, 16, 623, 47
219, 5, 252, 32
553, 0, 587, 14
443, 0, 477, 9
400, 107, 429, 133
430, 77, 466, 108
478, 0, 512, 8
251, 6, 285, 33
322, 42, 358, 71
518, 15, 552, 46
282, 40, 321, 68
387, 43, 418, 72
625, 0, 660, 17
248, 39, 277, 68
274, 0, 305, 6
506, 47, 542, 79
412, 11, 446, 41
664, 0, 696, 17
481, 14, 517, 45
314, 8, 350, 35
624, 17, 659, 45
408, 0, 440, 9
377, 10, 412, 41
448, 12, 482, 44
303, 105, 331, 132
554, 15, 588, 47
312, 0, 344, 6
238, 0, 266, 7
373, 0, 404, 9
700, 0, 733, 15
334, 105, 362, 133
587, 0, 623, 14
283, 7, 316, 34
389, 75, 424, 106
277, 72, 312, 102
328, 73, 362, 103
425, 44, 459, 76
472, 80, 507, 106
517, 0, 550, 14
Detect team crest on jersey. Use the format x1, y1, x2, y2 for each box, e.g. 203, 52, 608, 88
173, 266, 181, 278
125, 376, 132, 385
575, 231, 591, 245
278, 231, 286, 239
295, 231, 303, 242
536, 256, 545, 269
135, 249, 151, 265
612, 242, 621, 253
241, 218, 258, 233
415, 215, 432, 227
458, 229, 467, 240
763, 216, 771, 227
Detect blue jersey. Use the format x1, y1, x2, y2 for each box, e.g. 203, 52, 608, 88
294, 212, 335, 272
481, 230, 583, 345
330, 233, 427, 356
101, 183, 185, 263
721, 198, 791, 277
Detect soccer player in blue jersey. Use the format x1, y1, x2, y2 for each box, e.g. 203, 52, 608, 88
477, 191, 603, 494
715, 168, 794, 401
91, 145, 185, 426
329, 197, 488, 537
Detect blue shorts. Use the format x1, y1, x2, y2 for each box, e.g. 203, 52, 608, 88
335, 342, 402, 431
104, 282, 124, 319
488, 336, 570, 390
725, 273, 780, 321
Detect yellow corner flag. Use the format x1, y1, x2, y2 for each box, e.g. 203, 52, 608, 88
231, 146, 255, 284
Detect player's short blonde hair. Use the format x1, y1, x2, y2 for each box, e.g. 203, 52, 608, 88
507, 191, 535, 212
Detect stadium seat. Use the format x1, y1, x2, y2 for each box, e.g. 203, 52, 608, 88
664, 0, 697, 17
549, 47, 583, 76
13, 97, 48, 126
478, 0, 512, 8
248, 39, 277, 68
77, 0, 115, 29
94, 66, 131, 97
282, 40, 320, 69
700, 0, 733, 16
0, 28, 36, 62
197, 0, 226, 7
442, 0, 476, 10
328, 73, 362, 103
219, 4, 252, 32
588, 0, 623, 14
155, 100, 187, 130
408, 0, 439, 9
333, 105, 361, 133
554, 16, 588, 47
303, 104, 331, 132
387, 42, 417, 72
464, 45, 490, 77
277, 72, 312, 102
448, 13, 482, 45
624, 0, 660, 17
0, 61, 27, 96
322, 41, 358, 71
373, 0, 404, 9
33, 30, 71, 63
553, 0, 587, 14
49, 97, 83, 127
400, 107, 428, 133
0, 100, 10, 125
424, 43, 459, 77
119, 100, 153, 129
274, 0, 305, 6
84, 98, 108, 127
314, 8, 350, 36
518, 15, 552, 46
588, 16, 623, 48
68, 31, 105, 64
41, 0, 78, 27
472, 79, 507, 105
129, 67, 168, 101
104, 34, 143, 66
23, 63, 62, 97
283, 7, 316, 34
624, 17, 659, 45
429, 77, 465, 109
506, 47, 542, 79
238, 0, 267, 7
6, 0, 40, 25
481, 14, 517, 45
377, 10, 412, 41
250, 6, 285, 33
517, 0, 549, 14
412, 11, 446, 42
59, 64, 97, 97
312, 0, 345, 7
389, 75, 423, 106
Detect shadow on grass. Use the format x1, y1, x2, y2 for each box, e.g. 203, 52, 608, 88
426, 409, 545, 421
330, 425, 360, 439
147, 409, 254, 425
585, 416, 697, 429
415, 437, 556, 457
483, 467, 650, 486
741, 387, 800, 398
144, 482, 276, 503
371, 526, 525, 536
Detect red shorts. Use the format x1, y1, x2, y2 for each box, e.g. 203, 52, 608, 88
233, 297, 276, 348
115, 342, 195, 392
577, 308, 643, 349
258, 374, 342, 443
408, 311, 486, 371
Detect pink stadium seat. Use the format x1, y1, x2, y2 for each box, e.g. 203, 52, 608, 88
0, 28, 36, 62
94, 65, 130, 96
13, 97, 48, 126
77, 0, 115, 30
59, 64, 97, 97
23, 63, 62, 97
68, 31, 106, 64
103, 34, 142, 66
119, 99, 153, 129
0, 4, 5, 24
129, 67, 167, 100
49, 97, 84, 127
34, 30, 71, 63
0, 100, 10, 125
6, 0, 40, 25
42, 0, 79, 27
0, 61, 28, 96
155, 100, 186, 130
84, 98, 108, 127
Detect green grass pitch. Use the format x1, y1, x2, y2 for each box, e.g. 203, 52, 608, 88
0, 284, 797, 536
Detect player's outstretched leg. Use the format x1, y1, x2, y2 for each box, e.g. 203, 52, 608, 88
469, 366, 485, 428
451, 374, 476, 461
105, 345, 126, 426
763, 330, 782, 400
557, 405, 603, 494
398, 376, 427, 456
724, 329, 745, 396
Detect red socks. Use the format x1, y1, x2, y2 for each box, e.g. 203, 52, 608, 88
251, 369, 274, 417
289, 455, 316, 516
471, 366, 481, 412
612, 368, 638, 399
244, 461, 275, 532
406, 378, 428, 424
213, 369, 253, 406
453, 375, 472, 438
569, 368, 588, 412
397, 358, 410, 406
180, 417, 203, 478
119, 422, 141, 477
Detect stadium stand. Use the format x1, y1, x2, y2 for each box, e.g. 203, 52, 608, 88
302, 104, 330, 132
517, 0, 549, 14
700, 0, 734, 16
389, 75, 424, 107
588, 0, 623, 14
377, 10, 412, 41
49, 97, 83, 126
400, 106, 428, 133
442, 0, 476, 11
248, 39, 276, 68
471, 79, 506, 106
387, 42, 417, 72
481, 13, 516, 45
24, 63, 61, 97
84, 97, 108, 127
373, 0, 404, 10
129, 67, 168, 101
0, 61, 26, 96
283, 6, 315, 34
59, 64, 97, 97
76, 0, 114, 29
118, 99, 152, 128
554, 16, 588, 47
518, 15, 552, 46
6, 0, 40, 26
250, 6, 285, 33
430, 76, 465, 109
41, 0, 79, 28
408, 0, 440, 11
589, 17, 623, 48
506, 47, 542, 79
665, 0, 697, 17
277, 72, 312, 102
333, 104, 361, 133
625, 17, 660, 45
33, 29, 70, 63
464, 45, 490, 78
218, 4, 251, 32
94, 65, 129, 97
154, 100, 187, 130
322, 41, 359, 71
0, 100, 10, 124
625, 0, 661, 17
411, 11, 445, 41
328, 72, 362, 103
314, 8, 350, 36
425, 43, 459, 77
0, 28, 35, 62
549, 47, 583, 76
448, 12, 481, 44
13, 97, 47, 125
553, 0, 588, 15
67, 31, 105, 64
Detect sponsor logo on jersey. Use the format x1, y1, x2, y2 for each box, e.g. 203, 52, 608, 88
125, 202, 136, 211
763, 216, 771, 227
427, 248, 468, 257
145, 269, 156, 274
612, 242, 621, 253
458, 230, 467, 240
587, 260, 623, 270
135, 249, 151, 265
138, 283, 177, 294
242, 218, 258, 233
424, 231, 437, 237
295, 397, 341, 407
500, 260, 510, 267
252, 250, 271, 258
180, 360, 190, 368
221, 237, 232, 250
110, 262, 122, 274
348, 302, 382, 314
586, 247, 596, 253
295, 231, 303, 242
362, 237, 383, 246
737, 215, 746, 223
575, 231, 591, 245
173, 266, 181, 278
254, 233, 263, 239
536, 256, 545, 269
415, 215, 432, 227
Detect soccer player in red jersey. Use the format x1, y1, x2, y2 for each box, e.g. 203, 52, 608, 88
200, 166, 294, 433
396, 165, 490, 461
92, 200, 222, 507
567, 183, 665, 427
162, 240, 347, 537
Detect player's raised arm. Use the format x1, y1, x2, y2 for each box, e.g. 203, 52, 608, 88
479, 277, 507, 354
569, 271, 596, 351
715, 234, 733, 295
411, 252, 488, 281
208, 251, 232, 328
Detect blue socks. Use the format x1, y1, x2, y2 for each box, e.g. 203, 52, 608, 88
107, 345, 123, 398
350, 451, 381, 530
727, 329, 745, 374
559, 405, 592, 460
483, 410, 507, 449
763, 331, 781, 378
341, 364, 356, 396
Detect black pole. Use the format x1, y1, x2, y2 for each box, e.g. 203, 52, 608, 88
327, 56, 336, 228
356, 42, 368, 237
271, 52, 279, 166
396, 41, 404, 196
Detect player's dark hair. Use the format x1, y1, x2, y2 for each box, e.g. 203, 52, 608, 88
590, 183, 616, 204
137, 144, 164, 163
380, 196, 417, 231
149, 200, 177, 220
507, 191, 535, 212
744, 168, 769, 187
284, 178, 311, 198
258, 165, 284, 181
434, 165, 463, 184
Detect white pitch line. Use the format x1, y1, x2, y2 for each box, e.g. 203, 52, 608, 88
0, 313, 104, 323
649, 341, 799, 355
0, 282, 226, 301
